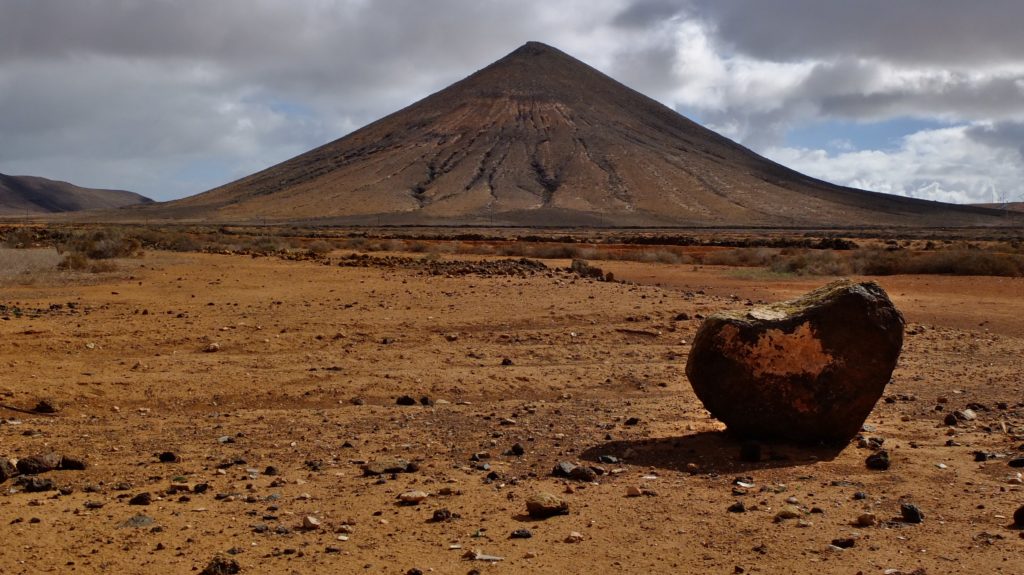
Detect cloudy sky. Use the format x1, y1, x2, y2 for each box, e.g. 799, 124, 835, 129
2, 0, 1023, 204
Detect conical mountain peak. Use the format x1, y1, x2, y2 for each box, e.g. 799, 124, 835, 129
164, 43, 1006, 227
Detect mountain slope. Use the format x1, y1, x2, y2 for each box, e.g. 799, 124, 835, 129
163, 42, 1007, 226
0, 173, 151, 215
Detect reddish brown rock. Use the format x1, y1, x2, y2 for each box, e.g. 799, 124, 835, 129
685, 280, 904, 444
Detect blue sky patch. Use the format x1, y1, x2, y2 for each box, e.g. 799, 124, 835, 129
784, 117, 953, 152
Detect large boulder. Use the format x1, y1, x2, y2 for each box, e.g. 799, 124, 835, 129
685, 280, 904, 444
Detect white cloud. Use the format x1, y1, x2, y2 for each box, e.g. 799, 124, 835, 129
765, 126, 1024, 204
2, 0, 1024, 205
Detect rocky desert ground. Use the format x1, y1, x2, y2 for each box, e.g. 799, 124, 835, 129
1, 243, 1023, 574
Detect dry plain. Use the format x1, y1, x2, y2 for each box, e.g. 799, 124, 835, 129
1, 243, 1023, 574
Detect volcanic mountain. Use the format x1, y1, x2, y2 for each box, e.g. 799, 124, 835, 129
163, 42, 1007, 226
0, 173, 151, 216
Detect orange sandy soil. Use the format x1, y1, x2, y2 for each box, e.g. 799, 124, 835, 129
1, 249, 1022, 574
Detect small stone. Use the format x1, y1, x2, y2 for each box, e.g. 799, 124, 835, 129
854, 513, 877, 527
302, 515, 322, 530
16, 476, 55, 492
395, 395, 417, 406
956, 408, 977, 421
129, 492, 153, 506
626, 486, 643, 497
118, 514, 155, 529
16, 452, 62, 475
773, 505, 802, 522
0, 458, 19, 482
199, 555, 240, 575
398, 490, 428, 505
508, 443, 526, 456
866, 450, 891, 471
157, 451, 180, 463
552, 461, 577, 477
32, 399, 60, 414
1013, 504, 1024, 527
59, 456, 87, 471
623, 417, 640, 426
900, 503, 924, 524
1008, 458, 1024, 468
564, 531, 584, 543
944, 413, 959, 426
431, 508, 453, 522
510, 529, 532, 539
526, 492, 569, 518
831, 537, 856, 549
568, 466, 598, 482
362, 458, 414, 476
728, 501, 746, 513
203, 342, 221, 353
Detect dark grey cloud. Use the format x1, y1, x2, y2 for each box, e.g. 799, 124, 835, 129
966, 122, 1024, 159
1, 0, 1022, 203
690, 0, 1024, 66
612, 0, 687, 28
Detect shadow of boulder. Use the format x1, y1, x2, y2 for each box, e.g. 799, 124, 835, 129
580, 430, 846, 475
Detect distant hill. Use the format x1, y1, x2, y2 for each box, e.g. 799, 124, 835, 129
151, 42, 1009, 227
972, 202, 1024, 213
0, 173, 151, 215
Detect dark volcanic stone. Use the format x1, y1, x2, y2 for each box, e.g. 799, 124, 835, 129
568, 466, 598, 482
59, 455, 87, 470
200, 555, 241, 575
831, 538, 856, 549
32, 399, 60, 414
552, 461, 577, 477
16, 476, 55, 492
686, 280, 904, 444
16, 452, 63, 475
0, 458, 17, 482
900, 503, 924, 524
129, 492, 153, 506
395, 395, 417, 406
865, 450, 891, 471
1014, 504, 1024, 527
158, 451, 180, 463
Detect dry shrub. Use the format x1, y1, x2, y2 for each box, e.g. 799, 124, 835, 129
1, 227, 40, 248
636, 249, 694, 265
702, 248, 777, 267
769, 250, 851, 276
851, 249, 1024, 277
58, 228, 140, 259
305, 240, 334, 256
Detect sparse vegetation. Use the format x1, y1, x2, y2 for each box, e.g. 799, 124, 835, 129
2, 224, 1022, 277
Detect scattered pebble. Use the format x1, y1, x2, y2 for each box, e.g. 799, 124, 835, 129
526, 492, 569, 519
900, 503, 924, 524
865, 450, 891, 471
